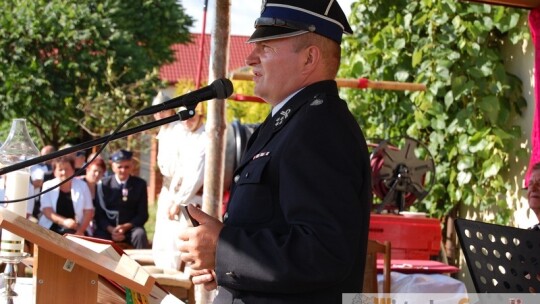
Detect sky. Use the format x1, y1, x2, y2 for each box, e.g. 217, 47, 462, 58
180, 0, 355, 36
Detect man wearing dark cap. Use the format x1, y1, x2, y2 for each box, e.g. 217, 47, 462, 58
94, 149, 149, 249
179, 1, 371, 302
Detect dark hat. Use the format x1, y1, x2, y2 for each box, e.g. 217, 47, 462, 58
248, 0, 353, 44
110, 149, 133, 162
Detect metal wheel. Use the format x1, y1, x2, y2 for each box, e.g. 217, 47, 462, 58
370, 137, 435, 213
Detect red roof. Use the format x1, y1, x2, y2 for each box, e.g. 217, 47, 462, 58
159, 33, 252, 84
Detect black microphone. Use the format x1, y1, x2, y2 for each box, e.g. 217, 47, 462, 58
137, 78, 234, 116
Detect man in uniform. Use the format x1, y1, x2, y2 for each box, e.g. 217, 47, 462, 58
179, 1, 372, 302
94, 149, 149, 249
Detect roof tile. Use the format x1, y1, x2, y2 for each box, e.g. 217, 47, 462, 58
159, 33, 252, 84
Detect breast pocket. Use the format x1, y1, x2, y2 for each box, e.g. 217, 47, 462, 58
237, 156, 269, 185
228, 156, 273, 224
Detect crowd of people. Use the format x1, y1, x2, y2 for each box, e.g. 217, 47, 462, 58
28, 147, 152, 249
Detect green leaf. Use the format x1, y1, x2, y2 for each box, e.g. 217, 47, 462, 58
458, 134, 470, 153
457, 157, 474, 171
430, 115, 446, 130
478, 96, 500, 122
395, 70, 409, 82
469, 139, 489, 153
394, 38, 406, 49
492, 127, 513, 140
457, 170, 472, 186
412, 48, 423, 67
483, 161, 501, 178
444, 90, 454, 109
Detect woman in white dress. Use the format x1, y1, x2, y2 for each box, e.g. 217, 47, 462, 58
151, 92, 206, 270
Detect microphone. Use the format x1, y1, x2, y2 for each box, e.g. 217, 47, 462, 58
138, 78, 234, 116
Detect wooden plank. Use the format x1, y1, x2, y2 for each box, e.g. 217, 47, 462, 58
98, 277, 126, 304
34, 247, 98, 304
230, 72, 427, 92
0, 208, 155, 294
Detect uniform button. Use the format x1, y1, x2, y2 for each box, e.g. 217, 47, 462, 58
234, 175, 240, 183
244, 172, 250, 178
226, 271, 238, 279
223, 212, 229, 221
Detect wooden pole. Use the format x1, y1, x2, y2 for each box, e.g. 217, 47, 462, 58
204, 0, 230, 221
230, 72, 427, 92
195, 0, 209, 89
200, 0, 230, 302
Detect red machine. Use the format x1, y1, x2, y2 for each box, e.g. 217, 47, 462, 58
369, 214, 441, 260
369, 137, 443, 261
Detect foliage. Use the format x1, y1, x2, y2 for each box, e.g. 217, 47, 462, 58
176, 79, 198, 96
0, 0, 193, 148
226, 79, 270, 124
175, 79, 206, 119
341, 0, 529, 223
170, 77, 269, 125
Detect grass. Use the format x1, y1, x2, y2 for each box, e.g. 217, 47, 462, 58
145, 202, 158, 246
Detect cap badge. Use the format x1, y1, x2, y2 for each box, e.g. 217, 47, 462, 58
275, 109, 291, 126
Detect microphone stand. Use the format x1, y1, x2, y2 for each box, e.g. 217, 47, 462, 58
0, 110, 193, 176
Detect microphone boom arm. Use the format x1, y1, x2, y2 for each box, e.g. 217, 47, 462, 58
0, 110, 192, 176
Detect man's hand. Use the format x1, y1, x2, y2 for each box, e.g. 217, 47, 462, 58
111, 225, 126, 242
178, 205, 224, 270
190, 269, 217, 291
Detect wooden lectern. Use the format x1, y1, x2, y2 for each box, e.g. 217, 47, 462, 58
0, 208, 184, 304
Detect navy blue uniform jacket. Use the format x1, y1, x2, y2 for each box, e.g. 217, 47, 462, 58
215, 80, 372, 303
94, 175, 149, 233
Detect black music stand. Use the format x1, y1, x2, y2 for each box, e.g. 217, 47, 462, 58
455, 218, 540, 293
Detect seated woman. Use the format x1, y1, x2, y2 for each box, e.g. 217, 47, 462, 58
38, 156, 94, 235
80, 155, 107, 204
